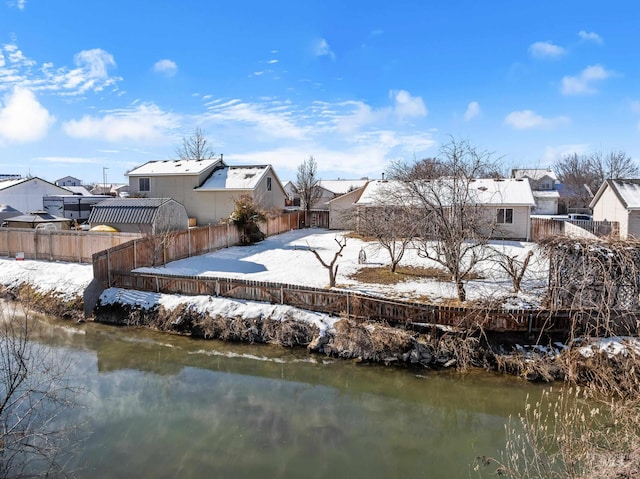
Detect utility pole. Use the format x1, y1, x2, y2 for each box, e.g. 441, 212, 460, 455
103, 167, 109, 195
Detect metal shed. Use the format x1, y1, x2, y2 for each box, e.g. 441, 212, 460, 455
88, 198, 189, 234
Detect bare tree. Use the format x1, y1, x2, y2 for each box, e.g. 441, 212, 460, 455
175, 127, 216, 161
388, 138, 499, 302
307, 236, 347, 287
491, 248, 534, 293
554, 150, 639, 210
0, 303, 80, 478
295, 156, 323, 213
355, 199, 418, 273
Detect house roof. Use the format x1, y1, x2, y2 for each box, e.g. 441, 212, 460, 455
590, 179, 640, 210
88, 197, 176, 224
317, 179, 369, 195
127, 158, 222, 176
355, 178, 536, 207
511, 168, 558, 182
64, 186, 94, 196
196, 165, 271, 190
0, 177, 70, 194
5, 211, 69, 223
532, 190, 560, 199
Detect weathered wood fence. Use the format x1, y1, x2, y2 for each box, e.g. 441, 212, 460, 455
531, 218, 619, 241
107, 270, 579, 333
0, 228, 142, 263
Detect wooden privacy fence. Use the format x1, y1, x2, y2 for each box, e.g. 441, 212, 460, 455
93, 211, 307, 283
0, 228, 142, 263
107, 270, 581, 333
531, 217, 619, 241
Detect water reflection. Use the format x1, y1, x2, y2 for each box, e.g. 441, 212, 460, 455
29, 316, 543, 479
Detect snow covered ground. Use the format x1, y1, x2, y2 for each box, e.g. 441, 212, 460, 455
1, 228, 638, 355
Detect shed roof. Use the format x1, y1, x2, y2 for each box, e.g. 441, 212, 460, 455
88, 197, 175, 224
127, 158, 222, 176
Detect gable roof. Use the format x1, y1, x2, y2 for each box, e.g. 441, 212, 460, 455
196, 165, 272, 190
355, 178, 536, 207
127, 158, 222, 176
511, 168, 558, 182
0, 177, 70, 194
590, 179, 640, 210
88, 198, 178, 224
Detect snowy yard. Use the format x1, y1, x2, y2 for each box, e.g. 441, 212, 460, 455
136, 229, 549, 307
0, 229, 549, 308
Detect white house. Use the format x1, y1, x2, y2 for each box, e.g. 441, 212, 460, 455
55, 176, 83, 187
312, 179, 369, 210
590, 179, 640, 239
511, 168, 559, 215
0, 177, 71, 214
342, 178, 535, 240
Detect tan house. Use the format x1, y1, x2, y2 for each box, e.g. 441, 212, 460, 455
341, 178, 535, 240
313, 179, 369, 210
590, 179, 640, 239
328, 185, 367, 229
126, 158, 286, 225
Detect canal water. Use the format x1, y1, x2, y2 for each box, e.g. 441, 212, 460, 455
25, 314, 545, 479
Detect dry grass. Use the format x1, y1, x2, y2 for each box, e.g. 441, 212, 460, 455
348, 265, 483, 285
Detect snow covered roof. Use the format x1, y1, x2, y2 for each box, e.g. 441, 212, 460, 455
591, 179, 640, 210
64, 186, 93, 196
127, 158, 222, 176
0, 177, 69, 193
196, 165, 270, 190
533, 190, 560, 199
317, 179, 369, 195
512, 168, 558, 182
356, 178, 536, 207
0, 178, 28, 191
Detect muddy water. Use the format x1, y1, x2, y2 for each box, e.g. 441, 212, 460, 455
31, 316, 544, 479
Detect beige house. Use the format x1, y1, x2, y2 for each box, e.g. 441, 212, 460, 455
127, 158, 286, 225
590, 179, 640, 239
313, 179, 369, 210
511, 168, 559, 215
338, 178, 535, 240
328, 185, 367, 229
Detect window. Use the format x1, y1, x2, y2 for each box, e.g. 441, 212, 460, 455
139, 177, 150, 192
497, 208, 513, 224
267, 177, 272, 191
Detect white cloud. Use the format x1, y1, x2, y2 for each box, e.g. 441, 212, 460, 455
390, 90, 427, 119
0, 43, 121, 96
63, 103, 180, 142
7, 0, 26, 9
542, 144, 590, 164
314, 38, 335, 60
504, 109, 570, 129
578, 30, 603, 44
34, 156, 99, 164
561, 64, 613, 95
153, 59, 178, 77
0, 87, 54, 143
529, 41, 566, 59
267, 59, 278, 64
464, 101, 480, 121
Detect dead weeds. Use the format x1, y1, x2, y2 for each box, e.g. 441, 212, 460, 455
348, 265, 483, 286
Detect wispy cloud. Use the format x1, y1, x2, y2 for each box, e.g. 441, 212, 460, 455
464, 101, 480, 121
561, 64, 614, 95
153, 59, 178, 77
0, 42, 122, 96
504, 109, 570, 129
34, 156, 99, 164
7, 0, 26, 10
313, 38, 335, 60
63, 102, 180, 142
578, 30, 603, 44
0, 87, 54, 143
391, 90, 427, 120
529, 41, 566, 59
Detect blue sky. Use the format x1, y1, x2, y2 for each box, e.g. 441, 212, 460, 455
0, 0, 638, 185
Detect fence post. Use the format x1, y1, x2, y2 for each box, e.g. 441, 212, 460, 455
346, 292, 350, 318
107, 250, 112, 288
280, 285, 284, 304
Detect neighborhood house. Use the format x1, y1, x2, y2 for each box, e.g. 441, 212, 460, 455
126, 158, 286, 225
590, 179, 640, 239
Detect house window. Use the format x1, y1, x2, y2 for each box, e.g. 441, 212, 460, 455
497, 208, 514, 224
139, 177, 150, 192
267, 177, 272, 191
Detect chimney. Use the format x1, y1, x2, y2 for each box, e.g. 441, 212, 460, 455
381, 172, 385, 180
